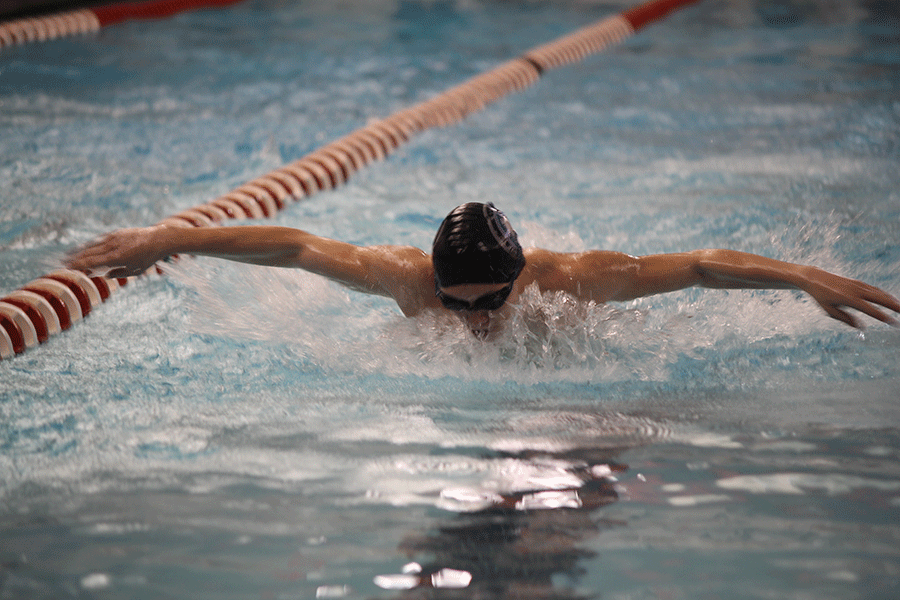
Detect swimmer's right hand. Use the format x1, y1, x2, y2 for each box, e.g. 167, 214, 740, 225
65, 226, 169, 278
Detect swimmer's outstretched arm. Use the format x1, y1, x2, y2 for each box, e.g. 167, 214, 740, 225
64, 225, 428, 299
539, 248, 900, 329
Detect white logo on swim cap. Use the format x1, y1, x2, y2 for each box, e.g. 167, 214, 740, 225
483, 203, 518, 254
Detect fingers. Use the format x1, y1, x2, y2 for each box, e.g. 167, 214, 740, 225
862, 288, 900, 317
64, 248, 108, 272
64, 236, 114, 267
854, 300, 900, 327
815, 276, 899, 328
106, 266, 132, 279
822, 292, 900, 330
64, 231, 138, 276
71, 228, 139, 258
854, 282, 900, 326
824, 304, 861, 329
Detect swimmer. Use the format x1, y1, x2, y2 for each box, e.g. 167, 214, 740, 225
65, 202, 900, 338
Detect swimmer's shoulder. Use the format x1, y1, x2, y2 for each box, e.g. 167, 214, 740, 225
365, 244, 430, 265
363, 244, 435, 316
521, 247, 582, 280
522, 247, 636, 300
520, 247, 572, 290
361, 244, 432, 288
524, 247, 634, 272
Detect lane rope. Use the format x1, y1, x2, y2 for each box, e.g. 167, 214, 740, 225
0, 0, 245, 47
0, 0, 702, 360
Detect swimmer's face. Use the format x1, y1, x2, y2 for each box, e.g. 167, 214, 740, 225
436, 282, 515, 340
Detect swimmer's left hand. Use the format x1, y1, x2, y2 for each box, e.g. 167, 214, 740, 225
797, 266, 900, 329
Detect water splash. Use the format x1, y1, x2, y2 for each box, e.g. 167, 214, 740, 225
162, 210, 891, 391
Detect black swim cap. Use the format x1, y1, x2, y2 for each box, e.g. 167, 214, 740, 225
432, 202, 526, 287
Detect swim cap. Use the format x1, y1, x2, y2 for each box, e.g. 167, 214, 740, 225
432, 202, 526, 287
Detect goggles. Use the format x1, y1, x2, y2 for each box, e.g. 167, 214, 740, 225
435, 281, 514, 312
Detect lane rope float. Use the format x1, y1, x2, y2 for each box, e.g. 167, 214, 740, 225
0, 0, 245, 48
0, 0, 702, 360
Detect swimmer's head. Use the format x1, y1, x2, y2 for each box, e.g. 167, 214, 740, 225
432, 202, 526, 290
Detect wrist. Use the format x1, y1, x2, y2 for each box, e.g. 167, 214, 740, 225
792, 264, 820, 290
147, 225, 178, 262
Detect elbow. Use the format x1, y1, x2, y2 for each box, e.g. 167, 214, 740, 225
692, 249, 735, 288
606, 256, 644, 302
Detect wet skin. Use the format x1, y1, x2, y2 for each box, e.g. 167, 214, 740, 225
64, 225, 900, 333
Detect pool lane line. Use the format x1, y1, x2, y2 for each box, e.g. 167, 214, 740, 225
0, 8, 99, 47
0, 0, 702, 360
0, 0, 244, 48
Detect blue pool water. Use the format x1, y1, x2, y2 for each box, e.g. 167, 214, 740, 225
2, 0, 900, 598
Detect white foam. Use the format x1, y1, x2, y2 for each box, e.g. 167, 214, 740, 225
716, 473, 900, 496
80, 573, 111, 590
666, 494, 731, 507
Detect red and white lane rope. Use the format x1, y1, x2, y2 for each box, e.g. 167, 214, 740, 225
0, 0, 244, 48
0, 0, 702, 359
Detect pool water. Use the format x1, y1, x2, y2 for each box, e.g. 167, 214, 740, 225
2, 0, 899, 598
